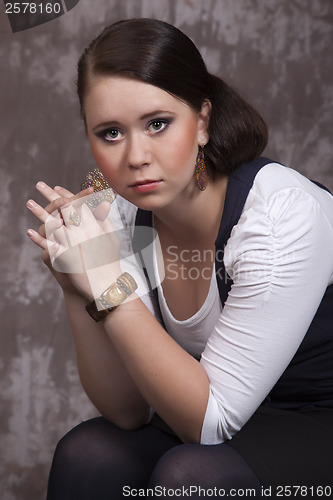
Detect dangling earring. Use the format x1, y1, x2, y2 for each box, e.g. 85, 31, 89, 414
195, 146, 209, 191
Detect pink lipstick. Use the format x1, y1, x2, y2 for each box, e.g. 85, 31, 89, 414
130, 180, 163, 193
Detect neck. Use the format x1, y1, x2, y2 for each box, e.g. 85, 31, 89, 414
154, 176, 228, 246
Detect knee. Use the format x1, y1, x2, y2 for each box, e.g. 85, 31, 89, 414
47, 417, 126, 499
51, 417, 117, 474
52, 420, 95, 472
149, 444, 198, 489
53, 426, 85, 466
149, 443, 262, 495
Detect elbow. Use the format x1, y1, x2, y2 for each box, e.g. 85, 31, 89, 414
179, 429, 202, 445
116, 417, 147, 431
100, 410, 150, 432
174, 419, 203, 445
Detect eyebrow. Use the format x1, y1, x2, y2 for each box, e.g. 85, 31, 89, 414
92, 109, 176, 132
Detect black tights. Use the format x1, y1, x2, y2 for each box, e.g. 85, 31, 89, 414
46, 417, 262, 499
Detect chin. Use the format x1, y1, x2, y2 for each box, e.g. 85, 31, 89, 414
133, 197, 170, 213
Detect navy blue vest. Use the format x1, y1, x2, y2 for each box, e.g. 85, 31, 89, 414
134, 157, 333, 410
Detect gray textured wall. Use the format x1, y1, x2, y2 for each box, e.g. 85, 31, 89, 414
1, 1, 332, 499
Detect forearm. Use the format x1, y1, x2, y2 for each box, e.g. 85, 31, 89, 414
103, 295, 210, 443
63, 291, 150, 428
26, 182, 210, 440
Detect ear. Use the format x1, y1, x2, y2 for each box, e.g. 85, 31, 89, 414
197, 99, 212, 146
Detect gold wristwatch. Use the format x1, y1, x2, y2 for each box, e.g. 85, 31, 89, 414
86, 272, 138, 322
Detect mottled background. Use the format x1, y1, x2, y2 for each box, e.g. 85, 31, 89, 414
1, 0, 332, 498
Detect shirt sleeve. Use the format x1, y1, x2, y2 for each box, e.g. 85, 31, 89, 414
200, 187, 333, 444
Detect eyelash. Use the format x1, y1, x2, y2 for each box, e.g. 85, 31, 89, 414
147, 119, 170, 133
97, 118, 171, 143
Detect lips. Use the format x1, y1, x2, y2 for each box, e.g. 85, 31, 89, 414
130, 179, 163, 193
131, 179, 160, 187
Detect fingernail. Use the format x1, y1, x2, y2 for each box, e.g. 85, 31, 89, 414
36, 181, 46, 189
54, 186, 61, 191
26, 199, 37, 210
27, 229, 37, 237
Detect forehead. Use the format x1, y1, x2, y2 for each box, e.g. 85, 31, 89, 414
84, 75, 191, 119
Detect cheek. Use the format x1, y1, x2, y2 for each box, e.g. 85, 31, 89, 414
89, 138, 106, 165
90, 146, 107, 167
168, 124, 198, 171
89, 140, 115, 169
89, 142, 120, 184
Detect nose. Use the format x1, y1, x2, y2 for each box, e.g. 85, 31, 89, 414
127, 132, 151, 169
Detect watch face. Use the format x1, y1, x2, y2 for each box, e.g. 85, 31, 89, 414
105, 283, 127, 307
118, 273, 138, 294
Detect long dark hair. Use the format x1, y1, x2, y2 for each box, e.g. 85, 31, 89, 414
77, 18, 268, 177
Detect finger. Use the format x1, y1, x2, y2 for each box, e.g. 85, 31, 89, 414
38, 184, 89, 215
36, 181, 64, 203
54, 185, 93, 200
37, 181, 94, 208
43, 187, 94, 216
26, 198, 67, 226
41, 248, 52, 267
70, 187, 94, 208
70, 186, 95, 204
27, 199, 69, 247
27, 228, 66, 272
39, 221, 70, 254
27, 228, 59, 253
44, 196, 71, 216
83, 188, 116, 213
54, 185, 75, 198
60, 202, 80, 227
61, 199, 96, 228
90, 200, 111, 221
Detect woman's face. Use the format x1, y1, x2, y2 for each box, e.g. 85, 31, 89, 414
83, 75, 210, 212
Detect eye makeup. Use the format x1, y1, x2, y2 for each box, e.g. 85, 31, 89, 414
95, 116, 174, 143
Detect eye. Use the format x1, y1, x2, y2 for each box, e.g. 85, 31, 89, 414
96, 128, 122, 143
147, 119, 170, 134
103, 128, 121, 142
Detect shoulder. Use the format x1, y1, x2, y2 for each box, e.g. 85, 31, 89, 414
244, 162, 333, 225
225, 162, 333, 279
250, 162, 332, 207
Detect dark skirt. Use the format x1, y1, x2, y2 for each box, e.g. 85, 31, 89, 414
226, 405, 333, 490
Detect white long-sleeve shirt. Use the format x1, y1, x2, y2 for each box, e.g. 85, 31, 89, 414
114, 162, 333, 445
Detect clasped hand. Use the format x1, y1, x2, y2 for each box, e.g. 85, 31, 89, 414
26, 183, 122, 301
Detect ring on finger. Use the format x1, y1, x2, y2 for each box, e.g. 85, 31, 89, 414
68, 210, 82, 226
85, 188, 117, 210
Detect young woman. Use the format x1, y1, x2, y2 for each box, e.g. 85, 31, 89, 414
26, 19, 333, 499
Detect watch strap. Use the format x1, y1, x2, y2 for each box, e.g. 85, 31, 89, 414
85, 299, 117, 322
